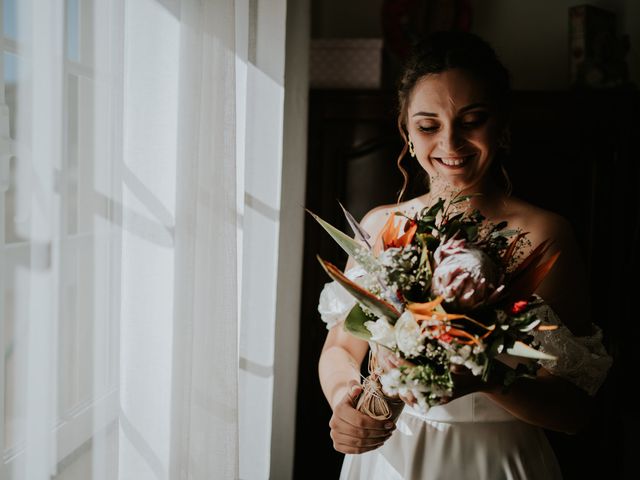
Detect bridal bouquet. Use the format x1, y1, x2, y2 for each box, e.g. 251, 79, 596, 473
311, 196, 559, 414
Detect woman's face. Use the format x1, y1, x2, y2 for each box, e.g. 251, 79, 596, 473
405, 68, 503, 191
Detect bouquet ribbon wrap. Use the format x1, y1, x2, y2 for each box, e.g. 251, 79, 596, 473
355, 346, 404, 420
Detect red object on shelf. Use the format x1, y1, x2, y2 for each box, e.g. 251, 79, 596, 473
381, 0, 473, 62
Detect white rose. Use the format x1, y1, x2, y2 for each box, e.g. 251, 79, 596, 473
450, 344, 472, 365
317, 266, 368, 329
318, 281, 356, 330
394, 310, 424, 358
464, 359, 484, 376
365, 317, 396, 349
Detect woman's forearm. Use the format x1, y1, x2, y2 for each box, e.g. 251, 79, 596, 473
483, 371, 593, 434
319, 345, 362, 410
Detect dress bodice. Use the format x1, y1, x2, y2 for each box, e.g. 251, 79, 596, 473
404, 392, 517, 423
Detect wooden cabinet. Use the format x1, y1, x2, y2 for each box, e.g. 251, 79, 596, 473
294, 88, 639, 479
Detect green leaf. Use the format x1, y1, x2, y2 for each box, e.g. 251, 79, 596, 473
422, 198, 445, 218
464, 224, 478, 241
505, 341, 556, 361
492, 221, 508, 232
306, 208, 381, 273
343, 304, 373, 341
447, 212, 465, 223
317, 256, 400, 322
338, 201, 372, 248
414, 234, 433, 293
494, 228, 519, 238
451, 194, 474, 204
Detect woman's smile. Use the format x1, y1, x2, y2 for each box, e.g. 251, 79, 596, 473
433, 153, 476, 169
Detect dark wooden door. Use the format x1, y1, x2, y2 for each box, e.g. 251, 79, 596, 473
293, 90, 406, 480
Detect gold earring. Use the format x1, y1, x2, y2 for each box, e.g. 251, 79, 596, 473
408, 139, 416, 158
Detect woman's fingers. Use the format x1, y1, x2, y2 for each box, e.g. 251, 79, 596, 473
329, 413, 394, 438
375, 347, 416, 374
331, 430, 392, 447
334, 386, 393, 431
399, 391, 417, 406
377, 355, 395, 372
328, 383, 397, 454
345, 383, 363, 406
329, 418, 393, 454
333, 404, 395, 435
332, 440, 387, 455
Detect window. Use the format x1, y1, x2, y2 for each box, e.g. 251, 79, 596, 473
0, 0, 118, 475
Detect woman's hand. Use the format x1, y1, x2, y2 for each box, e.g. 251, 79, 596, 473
449, 364, 497, 399
329, 382, 397, 454
373, 345, 419, 407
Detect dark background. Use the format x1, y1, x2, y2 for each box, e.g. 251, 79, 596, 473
294, 2, 639, 479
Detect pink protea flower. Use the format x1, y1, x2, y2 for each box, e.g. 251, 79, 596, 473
431, 237, 499, 311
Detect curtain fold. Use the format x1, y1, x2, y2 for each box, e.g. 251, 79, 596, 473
1, 0, 241, 478
170, 0, 237, 478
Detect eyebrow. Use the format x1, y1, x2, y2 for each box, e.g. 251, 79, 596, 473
411, 102, 489, 118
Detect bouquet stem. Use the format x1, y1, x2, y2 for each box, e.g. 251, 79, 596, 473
355, 348, 404, 421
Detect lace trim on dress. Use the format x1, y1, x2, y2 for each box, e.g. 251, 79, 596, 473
529, 297, 613, 396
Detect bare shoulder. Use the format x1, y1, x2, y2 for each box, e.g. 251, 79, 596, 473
360, 197, 423, 236
503, 197, 577, 253
505, 197, 591, 334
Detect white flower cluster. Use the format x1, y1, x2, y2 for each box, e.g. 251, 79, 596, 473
365, 311, 428, 358
448, 344, 486, 376
365, 308, 489, 412
379, 368, 453, 413
378, 245, 426, 297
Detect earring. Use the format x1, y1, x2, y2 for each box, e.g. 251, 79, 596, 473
408, 139, 416, 158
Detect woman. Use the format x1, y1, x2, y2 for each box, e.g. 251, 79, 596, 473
317, 32, 612, 479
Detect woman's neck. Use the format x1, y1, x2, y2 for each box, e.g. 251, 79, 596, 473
417, 176, 508, 219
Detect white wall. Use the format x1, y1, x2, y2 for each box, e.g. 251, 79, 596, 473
311, 0, 639, 90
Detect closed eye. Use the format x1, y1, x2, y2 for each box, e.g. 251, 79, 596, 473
460, 111, 489, 128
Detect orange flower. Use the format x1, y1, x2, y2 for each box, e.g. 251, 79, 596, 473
406, 297, 494, 345
380, 214, 418, 250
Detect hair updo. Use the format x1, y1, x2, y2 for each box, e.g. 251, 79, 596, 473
395, 31, 512, 202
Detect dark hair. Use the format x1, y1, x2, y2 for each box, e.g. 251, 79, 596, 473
395, 31, 512, 202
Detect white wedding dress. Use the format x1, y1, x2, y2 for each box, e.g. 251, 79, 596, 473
318, 271, 613, 480
341, 393, 561, 480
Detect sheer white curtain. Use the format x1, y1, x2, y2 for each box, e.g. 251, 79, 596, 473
0, 0, 274, 478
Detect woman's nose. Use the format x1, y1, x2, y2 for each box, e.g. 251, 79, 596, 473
439, 127, 465, 153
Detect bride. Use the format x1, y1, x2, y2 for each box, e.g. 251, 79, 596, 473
317, 31, 612, 479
